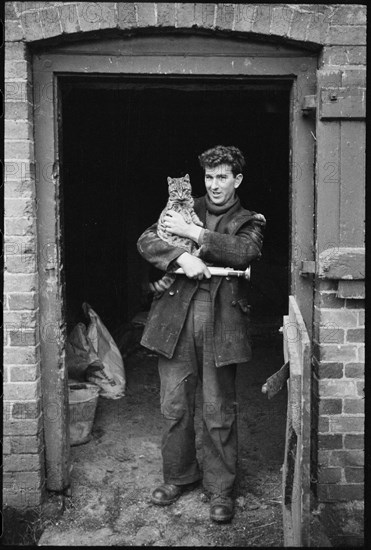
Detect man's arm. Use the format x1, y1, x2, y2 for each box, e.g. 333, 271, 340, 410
197, 214, 266, 269
137, 223, 211, 279
137, 223, 187, 271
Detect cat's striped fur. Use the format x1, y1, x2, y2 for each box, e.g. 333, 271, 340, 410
149, 174, 203, 297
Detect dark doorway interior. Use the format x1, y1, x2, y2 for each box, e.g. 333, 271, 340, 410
59, 79, 289, 544
61, 79, 290, 335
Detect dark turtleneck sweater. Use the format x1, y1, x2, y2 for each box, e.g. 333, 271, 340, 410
198, 193, 239, 244
198, 193, 239, 290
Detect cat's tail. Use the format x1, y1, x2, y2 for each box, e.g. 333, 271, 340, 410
149, 273, 176, 298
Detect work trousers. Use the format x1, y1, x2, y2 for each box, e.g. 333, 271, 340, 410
158, 287, 238, 496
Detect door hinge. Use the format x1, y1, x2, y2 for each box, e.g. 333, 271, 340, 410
302, 95, 316, 117
300, 260, 316, 276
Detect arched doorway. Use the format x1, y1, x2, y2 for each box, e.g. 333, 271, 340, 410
33, 33, 317, 544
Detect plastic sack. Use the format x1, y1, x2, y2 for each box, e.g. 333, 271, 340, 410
83, 302, 126, 399
65, 323, 99, 381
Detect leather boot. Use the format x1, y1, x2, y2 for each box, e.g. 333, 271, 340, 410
151, 483, 184, 506
210, 494, 234, 522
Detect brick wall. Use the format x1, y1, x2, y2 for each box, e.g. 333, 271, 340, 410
313, 1, 366, 515
4, 27, 45, 507
4, 2, 366, 517
313, 280, 364, 503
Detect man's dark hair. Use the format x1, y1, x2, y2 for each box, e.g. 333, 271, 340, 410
198, 145, 246, 176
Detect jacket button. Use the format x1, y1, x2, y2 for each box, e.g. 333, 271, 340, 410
169, 290, 175, 296
231, 300, 237, 306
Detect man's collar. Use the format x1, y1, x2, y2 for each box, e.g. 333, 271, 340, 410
205, 193, 240, 215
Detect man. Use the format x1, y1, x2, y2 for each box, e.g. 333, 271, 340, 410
137, 145, 265, 522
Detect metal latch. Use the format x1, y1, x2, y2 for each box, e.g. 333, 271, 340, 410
300, 260, 316, 276
302, 95, 316, 116
52, 160, 59, 180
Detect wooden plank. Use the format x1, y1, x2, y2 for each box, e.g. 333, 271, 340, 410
337, 280, 365, 299
60, 78, 293, 92
282, 297, 311, 547
34, 52, 316, 77
299, 324, 311, 546
282, 406, 296, 547
32, 36, 317, 82
33, 35, 317, 58
283, 316, 289, 363
33, 57, 71, 492
340, 121, 365, 246
293, 438, 303, 544
289, 296, 310, 364
283, 506, 295, 547
282, 315, 299, 546
285, 320, 302, 435
318, 247, 365, 279
290, 70, 316, 337
316, 121, 341, 256
320, 87, 366, 119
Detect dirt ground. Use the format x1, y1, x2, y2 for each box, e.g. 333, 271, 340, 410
36, 329, 288, 547
2, 325, 364, 547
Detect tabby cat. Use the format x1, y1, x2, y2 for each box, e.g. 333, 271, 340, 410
149, 174, 203, 297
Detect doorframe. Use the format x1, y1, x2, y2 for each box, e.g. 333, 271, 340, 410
32, 33, 318, 496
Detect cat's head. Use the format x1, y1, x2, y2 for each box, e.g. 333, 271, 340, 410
167, 174, 192, 202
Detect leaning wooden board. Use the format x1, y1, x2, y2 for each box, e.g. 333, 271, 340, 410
281, 296, 311, 547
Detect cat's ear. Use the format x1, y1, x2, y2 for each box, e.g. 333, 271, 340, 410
184, 174, 190, 182
167, 177, 172, 185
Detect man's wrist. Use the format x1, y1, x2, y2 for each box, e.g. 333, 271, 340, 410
188, 224, 202, 242
197, 228, 206, 246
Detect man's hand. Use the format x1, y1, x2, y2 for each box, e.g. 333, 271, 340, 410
176, 252, 211, 280
163, 211, 202, 242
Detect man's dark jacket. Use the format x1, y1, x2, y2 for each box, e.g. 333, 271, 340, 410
137, 195, 266, 367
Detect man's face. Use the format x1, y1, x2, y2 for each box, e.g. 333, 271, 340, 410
204, 164, 243, 206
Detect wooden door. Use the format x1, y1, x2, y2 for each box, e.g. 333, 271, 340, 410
32, 34, 317, 495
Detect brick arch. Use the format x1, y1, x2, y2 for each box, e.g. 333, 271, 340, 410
6, 2, 341, 48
